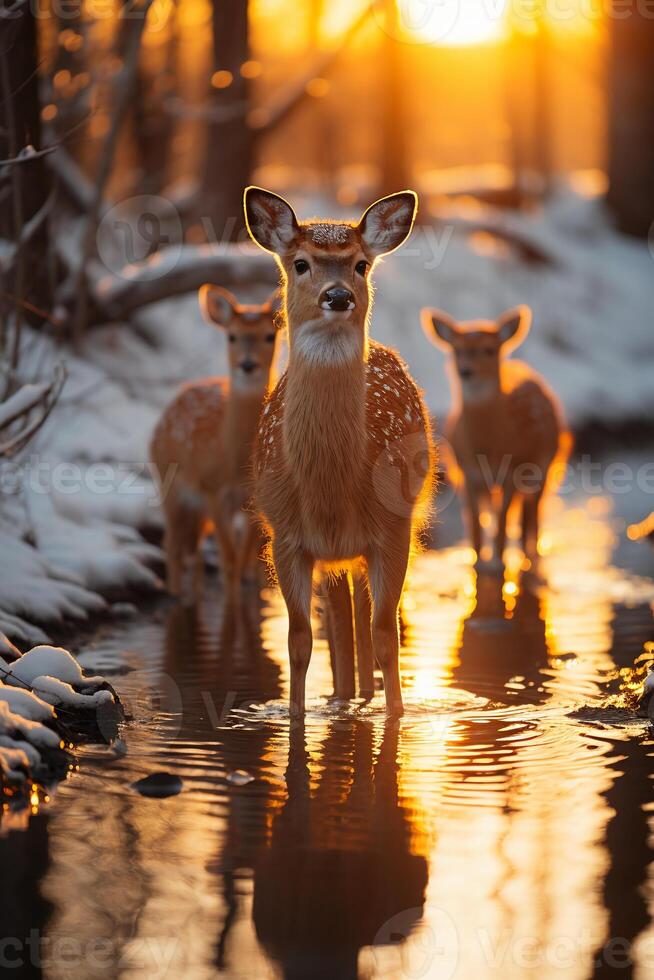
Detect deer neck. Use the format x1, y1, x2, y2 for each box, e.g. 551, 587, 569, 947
284, 313, 368, 498
458, 374, 508, 456
225, 380, 269, 481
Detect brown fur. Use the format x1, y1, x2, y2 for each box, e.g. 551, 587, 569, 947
150, 286, 282, 597
422, 305, 571, 568
245, 186, 436, 717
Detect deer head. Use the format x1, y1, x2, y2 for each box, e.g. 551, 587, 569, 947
199, 285, 283, 390
422, 305, 532, 402
244, 187, 417, 364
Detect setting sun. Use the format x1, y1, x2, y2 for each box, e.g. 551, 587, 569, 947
397, 0, 508, 46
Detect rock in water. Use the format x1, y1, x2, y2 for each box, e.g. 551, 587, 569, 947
226, 769, 255, 786
131, 772, 183, 798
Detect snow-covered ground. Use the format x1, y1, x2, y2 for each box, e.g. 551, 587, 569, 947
1, 186, 652, 642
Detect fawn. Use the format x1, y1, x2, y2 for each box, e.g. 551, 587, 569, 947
244, 186, 436, 717
422, 306, 569, 569
150, 286, 282, 597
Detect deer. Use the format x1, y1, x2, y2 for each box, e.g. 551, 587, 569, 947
421, 305, 570, 571
150, 286, 282, 598
244, 186, 436, 718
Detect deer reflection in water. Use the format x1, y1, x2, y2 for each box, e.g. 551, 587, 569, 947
453, 569, 550, 705
252, 722, 429, 980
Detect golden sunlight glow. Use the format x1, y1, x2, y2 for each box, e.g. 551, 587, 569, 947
398, 0, 508, 47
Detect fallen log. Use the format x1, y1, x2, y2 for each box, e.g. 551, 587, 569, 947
86, 244, 277, 321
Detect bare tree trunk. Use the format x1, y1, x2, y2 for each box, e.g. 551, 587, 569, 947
0, 0, 50, 353
203, 0, 253, 243
379, 0, 408, 196
71, 0, 154, 346
607, 2, 654, 237
503, 27, 525, 208
532, 15, 552, 198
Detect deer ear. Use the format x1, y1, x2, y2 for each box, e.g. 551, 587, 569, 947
244, 186, 300, 255
261, 288, 285, 328
264, 288, 284, 319
358, 190, 418, 258
199, 285, 238, 327
497, 305, 532, 351
421, 308, 459, 349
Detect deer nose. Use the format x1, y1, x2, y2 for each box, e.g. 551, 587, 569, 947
320, 286, 355, 312
240, 359, 258, 374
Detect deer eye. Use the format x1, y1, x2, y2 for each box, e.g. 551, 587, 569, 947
228, 334, 237, 343
265, 333, 276, 343
294, 259, 309, 275
355, 260, 369, 277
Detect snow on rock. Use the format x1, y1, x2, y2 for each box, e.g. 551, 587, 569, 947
0, 701, 60, 750
0, 745, 31, 784
0, 683, 57, 723
0, 611, 49, 647
0, 736, 42, 769
4, 644, 107, 691
0, 632, 21, 662
26, 675, 114, 710
0, 641, 120, 795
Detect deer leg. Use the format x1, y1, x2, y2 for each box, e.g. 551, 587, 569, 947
324, 571, 356, 700
234, 513, 261, 586
210, 502, 237, 597
162, 486, 196, 597
353, 568, 374, 700
273, 542, 314, 717
163, 522, 184, 597
522, 489, 543, 562
367, 523, 412, 718
494, 483, 515, 565
463, 478, 482, 557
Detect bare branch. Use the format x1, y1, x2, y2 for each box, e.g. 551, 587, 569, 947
0, 187, 55, 277
71, 0, 154, 347
89, 244, 277, 320
0, 362, 66, 458
0, 380, 51, 430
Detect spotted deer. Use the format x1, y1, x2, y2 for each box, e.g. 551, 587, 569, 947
244, 186, 436, 717
150, 286, 282, 597
421, 306, 570, 569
